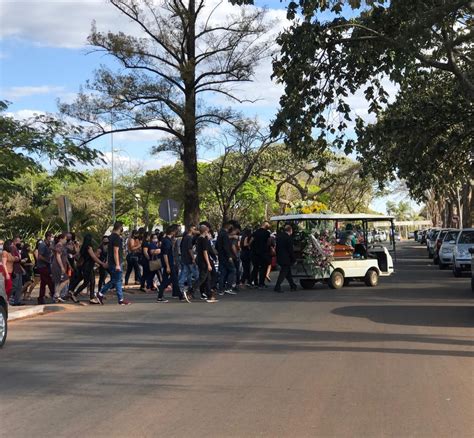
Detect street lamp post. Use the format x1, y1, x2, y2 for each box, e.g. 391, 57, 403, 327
134, 194, 141, 230
110, 113, 116, 224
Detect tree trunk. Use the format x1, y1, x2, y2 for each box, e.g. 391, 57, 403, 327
182, 0, 200, 227
462, 183, 473, 228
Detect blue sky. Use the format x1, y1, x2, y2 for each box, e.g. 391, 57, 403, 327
0, 0, 414, 213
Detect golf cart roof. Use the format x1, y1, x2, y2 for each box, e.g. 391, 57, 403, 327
270, 213, 395, 222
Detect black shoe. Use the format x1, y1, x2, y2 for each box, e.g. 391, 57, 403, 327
290, 284, 298, 291
95, 293, 104, 305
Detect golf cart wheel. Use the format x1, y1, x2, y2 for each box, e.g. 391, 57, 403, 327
364, 269, 379, 287
328, 271, 344, 290
0, 305, 7, 348
299, 279, 316, 289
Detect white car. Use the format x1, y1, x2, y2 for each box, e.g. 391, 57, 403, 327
452, 228, 474, 277
438, 230, 460, 270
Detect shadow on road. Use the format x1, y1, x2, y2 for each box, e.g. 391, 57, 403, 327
332, 305, 474, 328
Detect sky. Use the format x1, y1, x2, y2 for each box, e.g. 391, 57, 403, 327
0, 0, 414, 214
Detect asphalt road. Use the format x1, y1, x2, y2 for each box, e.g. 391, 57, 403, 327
1, 242, 473, 438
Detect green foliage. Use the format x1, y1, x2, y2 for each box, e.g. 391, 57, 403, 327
261, 1, 473, 156
0, 100, 102, 197
356, 71, 473, 202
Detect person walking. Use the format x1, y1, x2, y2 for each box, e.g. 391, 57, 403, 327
2, 239, 19, 304
70, 234, 108, 304
156, 225, 188, 303
96, 222, 131, 306
125, 230, 142, 286
9, 237, 24, 306
146, 234, 161, 292
20, 243, 34, 301
139, 232, 151, 292
195, 224, 218, 303
250, 221, 272, 288
52, 233, 70, 303
178, 224, 199, 298
97, 235, 109, 292
274, 225, 298, 293
36, 232, 55, 304
240, 228, 252, 286
216, 221, 237, 295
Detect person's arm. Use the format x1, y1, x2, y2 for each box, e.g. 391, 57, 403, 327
88, 247, 107, 267
203, 249, 212, 271
163, 254, 171, 274
187, 240, 195, 264
143, 246, 150, 260
114, 246, 121, 271
56, 250, 66, 273
2, 251, 10, 279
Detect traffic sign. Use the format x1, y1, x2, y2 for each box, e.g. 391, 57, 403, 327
57, 195, 72, 231
159, 199, 180, 222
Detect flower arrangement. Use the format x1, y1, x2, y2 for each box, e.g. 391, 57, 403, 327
287, 200, 330, 215
300, 230, 335, 276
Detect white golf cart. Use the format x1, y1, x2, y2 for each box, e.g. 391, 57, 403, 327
271, 213, 396, 289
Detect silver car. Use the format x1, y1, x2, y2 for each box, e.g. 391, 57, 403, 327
438, 230, 460, 270
0, 274, 7, 348
452, 228, 474, 277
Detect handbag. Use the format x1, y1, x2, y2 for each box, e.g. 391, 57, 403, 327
149, 258, 162, 271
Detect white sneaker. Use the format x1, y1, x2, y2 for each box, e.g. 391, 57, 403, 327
206, 297, 219, 303
225, 289, 237, 295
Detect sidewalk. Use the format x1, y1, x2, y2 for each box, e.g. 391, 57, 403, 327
9, 304, 67, 321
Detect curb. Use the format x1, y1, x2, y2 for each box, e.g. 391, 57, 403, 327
9, 305, 67, 322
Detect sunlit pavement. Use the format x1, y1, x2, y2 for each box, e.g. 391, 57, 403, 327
1, 242, 473, 437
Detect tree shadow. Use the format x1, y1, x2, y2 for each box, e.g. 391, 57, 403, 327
332, 305, 474, 328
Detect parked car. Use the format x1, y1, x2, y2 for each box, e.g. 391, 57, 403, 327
420, 230, 428, 244
0, 274, 7, 348
408, 231, 415, 239
452, 228, 474, 277
393, 232, 401, 242
427, 228, 440, 258
469, 248, 474, 292
433, 229, 455, 265
438, 229, 460, 270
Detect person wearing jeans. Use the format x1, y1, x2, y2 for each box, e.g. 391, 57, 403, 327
178, 225, 199, 296
96, 222, 131, 306
157, 225, 188, 303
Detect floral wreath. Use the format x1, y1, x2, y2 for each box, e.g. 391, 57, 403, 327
300, 230, 335, 276
286, 200, 331, 215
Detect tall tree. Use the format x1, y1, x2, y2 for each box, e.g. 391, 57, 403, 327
199, 120, 274, 223
61, 0, 272, 225
234, 0, 473, 152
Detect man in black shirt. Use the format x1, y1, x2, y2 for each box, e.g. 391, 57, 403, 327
157, 224, 188, 303
251, 221, 272, 288
274, 225, 298, 292
178, 224, 199, 297
96, 221, 131, 305
195, 224, 218, 303
216, 221, 237, 295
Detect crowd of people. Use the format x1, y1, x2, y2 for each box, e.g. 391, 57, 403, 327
0, 219, 299, 307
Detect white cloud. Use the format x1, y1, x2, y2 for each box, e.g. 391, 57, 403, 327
3, 85, 66, 100
0, 0, 134, 48
101, 150, 177, 171
5, 109, 47, 119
